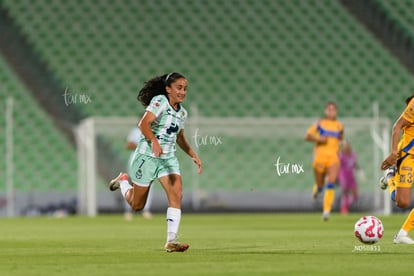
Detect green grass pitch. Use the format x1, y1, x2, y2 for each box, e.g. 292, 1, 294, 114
1, 213, 414, 275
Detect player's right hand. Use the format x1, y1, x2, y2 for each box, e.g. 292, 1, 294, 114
381, 152, 397, 170
317, 136, 327, 144
192, 156, 203, 174
151, 139, 163, 157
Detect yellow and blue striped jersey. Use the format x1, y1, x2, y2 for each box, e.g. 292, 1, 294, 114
400, 97, 414, 154
306, 119, 344, 156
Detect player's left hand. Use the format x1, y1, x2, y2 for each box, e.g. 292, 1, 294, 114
381, 153, 398, 170
192, 156, 203, 174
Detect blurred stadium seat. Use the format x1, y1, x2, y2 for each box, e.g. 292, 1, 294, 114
377, 0, 414, 39
3, 0, 413, 118
0, 54, 77, 193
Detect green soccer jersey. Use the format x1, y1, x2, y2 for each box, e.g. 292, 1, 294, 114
136, 95, 187, 159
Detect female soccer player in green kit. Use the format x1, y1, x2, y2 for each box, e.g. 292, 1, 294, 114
110, 72, 202, 252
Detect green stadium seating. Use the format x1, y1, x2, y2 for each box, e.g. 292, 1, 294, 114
1, 0, 414, 194
3, 0, 414, 120
0, 54, 77, 193
377, 0, 414, 40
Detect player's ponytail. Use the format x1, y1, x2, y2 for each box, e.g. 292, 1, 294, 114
137, 72, 186, 107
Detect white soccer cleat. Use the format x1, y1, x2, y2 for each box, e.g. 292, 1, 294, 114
322, 212, 330, 221
109, 172, 129, 191
394, 234, 414, 244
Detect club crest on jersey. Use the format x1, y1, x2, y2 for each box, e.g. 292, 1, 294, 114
135, 169, 143, 179
153, 98, 162, 107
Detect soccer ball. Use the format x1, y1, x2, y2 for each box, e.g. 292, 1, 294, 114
354, 216, 384, 244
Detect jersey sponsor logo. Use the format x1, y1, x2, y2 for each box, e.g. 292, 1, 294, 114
155, 123, 179, 141
402, 166, 412, 171
166, 123, 179, 135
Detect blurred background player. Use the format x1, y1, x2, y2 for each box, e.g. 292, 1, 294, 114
109, 72, 202, 252
124, 125, 153, 220
338, 142, 358, 215
381, 93, 414, 244
305, 101, 344, 221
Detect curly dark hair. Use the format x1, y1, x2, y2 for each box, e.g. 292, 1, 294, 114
406, 94, 414, 105
137, 72, 186, 107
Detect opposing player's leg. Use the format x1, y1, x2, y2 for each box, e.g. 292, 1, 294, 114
323, 160, 339, 221
394, 187, 414, 244
393, 154, 414, 244
388, 176, 397, 202
312, 165, 325, 200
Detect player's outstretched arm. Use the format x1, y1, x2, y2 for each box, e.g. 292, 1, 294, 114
176, 129, 202, 174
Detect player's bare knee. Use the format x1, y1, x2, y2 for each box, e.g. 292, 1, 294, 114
131, 203, 144, 212
129, 200, 145, 211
